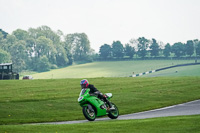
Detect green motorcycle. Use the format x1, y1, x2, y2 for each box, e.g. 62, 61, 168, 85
78, 88, 119, 121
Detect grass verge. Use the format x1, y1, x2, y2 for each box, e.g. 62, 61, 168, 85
0, 115, 200, 133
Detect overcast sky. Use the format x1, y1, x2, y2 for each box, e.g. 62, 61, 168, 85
1, 0, 200, 52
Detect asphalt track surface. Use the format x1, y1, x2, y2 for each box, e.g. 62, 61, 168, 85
36, 100, 200, 125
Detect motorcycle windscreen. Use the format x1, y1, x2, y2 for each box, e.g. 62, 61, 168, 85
79, 89, 88, 96
105, 93, 112, 98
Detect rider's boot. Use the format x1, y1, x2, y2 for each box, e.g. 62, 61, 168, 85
107, 101, 115, 111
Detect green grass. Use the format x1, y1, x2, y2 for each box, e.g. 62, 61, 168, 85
0, 115, 200, 133
0, 77, 200, 125
31, 60, 195, 79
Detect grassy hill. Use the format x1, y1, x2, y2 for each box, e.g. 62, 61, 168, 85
30, 60, 196, 79
0, 77, 200, 125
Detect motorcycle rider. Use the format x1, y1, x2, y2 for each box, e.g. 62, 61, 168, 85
80, 79, 115, 111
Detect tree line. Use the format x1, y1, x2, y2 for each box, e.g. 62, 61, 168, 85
99, 37, 200, 59
1, 26, 200, 72
0, 26, 94, 72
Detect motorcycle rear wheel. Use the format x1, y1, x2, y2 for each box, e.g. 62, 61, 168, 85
82, 104, 96, 121
108, 103, 119, 119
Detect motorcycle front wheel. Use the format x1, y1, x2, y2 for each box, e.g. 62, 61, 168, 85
108, 103, 119, 119
82, 104, 96, 121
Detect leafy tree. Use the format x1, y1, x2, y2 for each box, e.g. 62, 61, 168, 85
88, 49, 97, 61
150, 38, 159, 57
0, 49, 11, 63
36, 26, 61, 44
76, 33, 90, 60
64, 33, 91, 61
0, 34, 17, 52
112, 41, 124, 58
12, 29, 28, 40
5, 35, 17, 50
10, 41, 28, 72
35, 36, 56, 60
137, 37, 149, 58
185, 40, 194, 57
63, 34, 74, 64
0, 29, 8, 38
124, 44, 135, 58
24, 35, 56, 71
0, 32, 4, 41
36, 56, 51, 72
67, 53, 73, 65
28, 28, 39, 39
163, 43, 171, 57
24, 38, 38, 70
196, 41, 200, 56
64, 34, 73, 53
171, 42, 185, 57
0, 26, 91, 72
55, 44, 68, 67
0, 32, 6, 50
25, 38, 36, 58
99, 44, 112, 59
27, 26, 69, 69
129, 39, 139, 57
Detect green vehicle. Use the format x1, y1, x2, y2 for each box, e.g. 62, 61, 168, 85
78, 88, 119, 121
